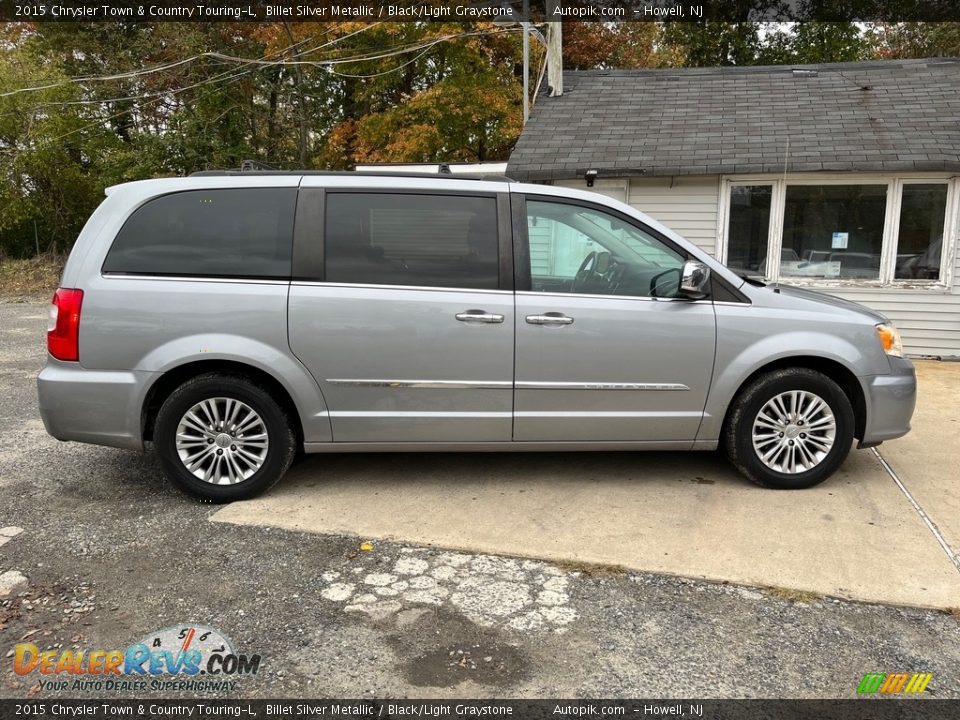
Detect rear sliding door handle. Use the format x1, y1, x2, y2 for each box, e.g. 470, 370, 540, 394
456, 310, 504, 324
526, 312, 574, 326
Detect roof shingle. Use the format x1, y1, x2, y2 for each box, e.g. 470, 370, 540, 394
506, 59, 960, 181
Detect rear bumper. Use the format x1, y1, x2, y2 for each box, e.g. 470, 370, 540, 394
37, 359, 154, 451
859, 356, 917, 445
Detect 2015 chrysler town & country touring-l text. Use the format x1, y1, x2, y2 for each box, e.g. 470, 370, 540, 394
38, 172, 917, 501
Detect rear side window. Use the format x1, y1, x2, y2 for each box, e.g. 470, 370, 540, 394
103, 188, 297, 278
324, 193, 499, 290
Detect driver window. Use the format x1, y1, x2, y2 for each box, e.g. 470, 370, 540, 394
526, 199, 686, 298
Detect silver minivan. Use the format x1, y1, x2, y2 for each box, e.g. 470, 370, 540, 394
38, 172, 916, 501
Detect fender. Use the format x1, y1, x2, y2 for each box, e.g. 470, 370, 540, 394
697, 329, 878, 445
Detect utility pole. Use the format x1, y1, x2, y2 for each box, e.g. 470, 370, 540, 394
545, 1, 563, 97
522, 0, 529, 123
282, 21, 309, 168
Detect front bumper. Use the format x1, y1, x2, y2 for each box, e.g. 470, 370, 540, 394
859, 355, 917, 445
37, 359, 155, 451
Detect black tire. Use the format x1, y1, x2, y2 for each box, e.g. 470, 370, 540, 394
154, 373, 296, 502
723, 368, 855, 489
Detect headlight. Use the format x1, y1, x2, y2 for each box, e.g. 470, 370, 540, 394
876, 323, 903, 358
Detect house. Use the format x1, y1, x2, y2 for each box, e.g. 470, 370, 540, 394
506, 58, 960, 358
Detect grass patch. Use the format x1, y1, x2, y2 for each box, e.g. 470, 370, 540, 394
0, 254, 64, 300
551, 559, 629, 578
761, 585, 824, 604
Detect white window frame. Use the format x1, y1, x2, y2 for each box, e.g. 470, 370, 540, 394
717, 172, 959, 290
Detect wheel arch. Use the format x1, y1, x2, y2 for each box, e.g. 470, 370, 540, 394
141, 359, 304, 447
719, 356, 867, 443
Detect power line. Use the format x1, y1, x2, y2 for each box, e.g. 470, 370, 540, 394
326, 27, 523, 79
0, 22, 379, 99
5, 27, 524, 111
0, 23, 529, 163
0, 31, 326, 156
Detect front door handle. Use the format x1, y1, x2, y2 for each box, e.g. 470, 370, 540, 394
456, 309, 504, 324
525, 312, 574, 326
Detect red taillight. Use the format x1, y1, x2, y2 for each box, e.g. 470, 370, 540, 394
47, 288, 83, 361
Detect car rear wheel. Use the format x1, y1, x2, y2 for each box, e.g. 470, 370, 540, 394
154, 373, 296, 502
723, 368, 854, 489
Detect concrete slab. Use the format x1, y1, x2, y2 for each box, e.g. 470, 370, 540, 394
212, 443, 960, 609
878, 360, 960, 561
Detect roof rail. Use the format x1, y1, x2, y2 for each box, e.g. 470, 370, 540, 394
189, 166, 513, 182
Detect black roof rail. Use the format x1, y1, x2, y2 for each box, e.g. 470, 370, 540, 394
188, 169, 514, 182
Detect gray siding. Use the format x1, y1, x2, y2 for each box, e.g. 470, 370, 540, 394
627, 176, 721, 258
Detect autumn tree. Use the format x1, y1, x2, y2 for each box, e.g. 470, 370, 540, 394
562, 22, 676, 70
870, 22, 960, 59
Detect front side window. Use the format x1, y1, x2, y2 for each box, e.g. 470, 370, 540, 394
526, 200, 685, 298
324, 193, 499, 290
103, 188, 297, 278
894, 183, 947, 281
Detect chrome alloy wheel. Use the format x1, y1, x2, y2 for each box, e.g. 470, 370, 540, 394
751, 390, 836, 475
175, 398, 269, 485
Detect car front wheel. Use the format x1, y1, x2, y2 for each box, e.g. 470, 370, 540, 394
154, 373, 296, 502
723, 368, 855, 489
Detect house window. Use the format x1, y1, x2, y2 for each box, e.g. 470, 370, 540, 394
721, 176, 955, 287
894, 183, 948, 281
781, 184, 887, 280
726, 185, 772, 275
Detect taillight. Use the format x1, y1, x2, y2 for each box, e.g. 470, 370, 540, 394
47, 288, 83, 361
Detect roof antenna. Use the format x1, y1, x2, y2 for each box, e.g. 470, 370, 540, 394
773, 136, 790, 294
438, 163, 452, 174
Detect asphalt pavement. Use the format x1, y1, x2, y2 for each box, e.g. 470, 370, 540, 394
1, 301, 958, 700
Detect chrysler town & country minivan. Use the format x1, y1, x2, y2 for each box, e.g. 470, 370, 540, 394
38, 172, 917, 501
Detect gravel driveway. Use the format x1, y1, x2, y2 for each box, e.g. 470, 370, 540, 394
1, 302, 958, 700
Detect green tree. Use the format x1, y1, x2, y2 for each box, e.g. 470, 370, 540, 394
0, 41, 114, 255
784, 22, 873, 63
660, 22, 765, 66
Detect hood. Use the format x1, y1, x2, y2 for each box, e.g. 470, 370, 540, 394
765, 284, 887, 323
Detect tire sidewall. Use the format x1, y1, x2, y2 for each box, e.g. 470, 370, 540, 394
155, 375, 293, 502
734, 370, 854, 489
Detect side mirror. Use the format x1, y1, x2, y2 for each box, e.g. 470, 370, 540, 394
679, 260, 710, 299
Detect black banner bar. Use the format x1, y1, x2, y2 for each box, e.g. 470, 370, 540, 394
1, 699, 959, 720
3, 0, 960, 23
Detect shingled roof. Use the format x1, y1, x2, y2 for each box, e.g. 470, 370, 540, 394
506, 58, 960, 182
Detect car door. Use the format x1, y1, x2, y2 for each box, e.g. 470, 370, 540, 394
513, 193, 716, 443
288, 183, 515, 443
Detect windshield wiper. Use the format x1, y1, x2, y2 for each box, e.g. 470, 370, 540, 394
734, 272, 767, 287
